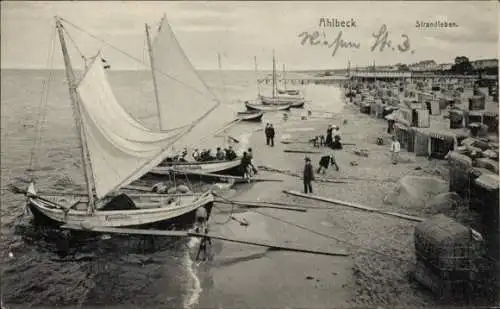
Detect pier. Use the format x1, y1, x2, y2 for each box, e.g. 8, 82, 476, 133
258, 71, 497, 85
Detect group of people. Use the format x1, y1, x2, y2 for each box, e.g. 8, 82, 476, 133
311, 124, 343, 149
325, 124, 342, 149
264, 123, 276, 147
192, 146, 237, 162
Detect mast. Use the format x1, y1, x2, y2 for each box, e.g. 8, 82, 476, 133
145, 23, 163, 130
254, 56, 260, 96
283, 64, 286, 90
272, 50, 276, 98
217, 52, 226, 104
55, 17, 95, 211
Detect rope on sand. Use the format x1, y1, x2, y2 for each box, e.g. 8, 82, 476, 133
214, 193, 412, 262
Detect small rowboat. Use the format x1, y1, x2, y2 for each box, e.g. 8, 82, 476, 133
237, 111, 264, 121
245, 101, 291, 111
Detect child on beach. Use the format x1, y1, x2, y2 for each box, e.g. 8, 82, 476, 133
390, 136, 401, 164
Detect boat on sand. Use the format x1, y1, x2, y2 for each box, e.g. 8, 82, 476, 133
237, 111, 264, 121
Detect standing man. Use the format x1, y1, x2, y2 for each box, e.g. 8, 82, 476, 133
269, 124, 276, 147
303, 157, 314, 194
265, 123, 271, 146
390, 136, 401, 165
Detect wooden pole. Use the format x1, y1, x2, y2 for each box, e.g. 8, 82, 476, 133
283, 190, 425, 222
215, 200, 307, 212
188, 232, 349, 257
60, 225, 349, 257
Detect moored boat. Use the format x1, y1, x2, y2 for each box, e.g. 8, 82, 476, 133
21, 17, 216, 229
143, 15, 245, 176
237, 111, 264, 121
259, 94, 305, 107
245, 101, 291, 111
151, 159, 241, 175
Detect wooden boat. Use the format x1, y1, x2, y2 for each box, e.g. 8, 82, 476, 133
245, 101, 291, 111
259, 95, 305, 107
259, 56, 305, 107
144, 15, 244, 176
237, 111, 264, 121
151, 158, 241, 175
22, 17, 216, 229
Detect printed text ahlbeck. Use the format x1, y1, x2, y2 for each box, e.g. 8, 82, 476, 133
319, 18, 357, 28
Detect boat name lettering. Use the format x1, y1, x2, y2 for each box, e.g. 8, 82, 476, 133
105, 214, 131, 221
298, 24, 415, 57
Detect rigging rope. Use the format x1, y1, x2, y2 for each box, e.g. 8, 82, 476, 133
28, 26, 57, 180
212, 193, 413, 263
62, 26, 87, 70
59, 17, 219, 102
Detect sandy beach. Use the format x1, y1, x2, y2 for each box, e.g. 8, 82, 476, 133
194, 93, 455, 308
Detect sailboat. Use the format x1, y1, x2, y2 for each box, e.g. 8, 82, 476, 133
259, 51, 305, 108
277, 64, 301, 96
23, 17, 214, 228
241, 55, 291, 112
143, 16, 242, 176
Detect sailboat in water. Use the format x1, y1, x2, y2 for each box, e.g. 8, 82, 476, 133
22, 17, 214, 228
259, 51, 305, 108
144, 15, 243, 176
277, 64, 301, 96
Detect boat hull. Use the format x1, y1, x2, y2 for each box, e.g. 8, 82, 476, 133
245, 102, 291, 111
237, 111, 264, 122
27, 192, 214, 228
152, 159, 241, 175
260, 95, 305, 107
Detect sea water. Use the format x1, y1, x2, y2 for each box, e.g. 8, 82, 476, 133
0, 68, 344, 308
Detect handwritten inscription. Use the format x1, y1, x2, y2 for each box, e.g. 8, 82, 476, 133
298, 31, 360, 57
370, 24, 412, 53
298, 24, 415, 57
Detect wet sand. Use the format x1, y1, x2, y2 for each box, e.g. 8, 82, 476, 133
196, 96, 450, 308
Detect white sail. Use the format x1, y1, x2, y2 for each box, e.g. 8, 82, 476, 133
150, 15, 236, 149
76, 57, 185, 199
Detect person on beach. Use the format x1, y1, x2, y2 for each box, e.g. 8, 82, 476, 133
303, 157, 314, 194
269, 124, 276, 147
390, 136, 401, 164
325, 125, 333, 147
317, 153, 339, 174
265, 123, 271, 146
240, 151, 252, 182
331, 126, 343, 150
194, 206, 211, 261
247, 148, 258, 174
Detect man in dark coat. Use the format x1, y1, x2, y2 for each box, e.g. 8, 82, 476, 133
269, 124, 275, 147
303, 157, 314, 194
240, 152, 252, 181
265, 123, 271, 146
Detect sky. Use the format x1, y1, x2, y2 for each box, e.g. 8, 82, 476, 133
1, 1, 498, 70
